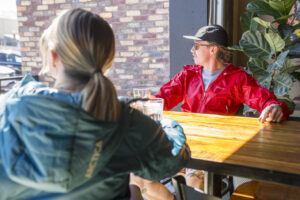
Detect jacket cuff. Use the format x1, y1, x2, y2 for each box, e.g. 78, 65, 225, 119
263, 101, 290, 121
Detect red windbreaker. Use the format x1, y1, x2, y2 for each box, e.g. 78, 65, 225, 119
155, 64, 289, 119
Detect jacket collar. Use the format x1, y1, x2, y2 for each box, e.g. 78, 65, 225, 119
183, 65, 201, 71
183, 63, 244, 75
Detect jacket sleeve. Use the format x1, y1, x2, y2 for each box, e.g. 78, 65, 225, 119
154, 71, 185, 111
238, 72, 290, 120
128, 109, 190, 181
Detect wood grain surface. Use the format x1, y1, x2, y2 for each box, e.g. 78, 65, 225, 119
163, 111, 300, 176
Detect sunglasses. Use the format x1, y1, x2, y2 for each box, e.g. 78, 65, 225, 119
193, 43, 212, 50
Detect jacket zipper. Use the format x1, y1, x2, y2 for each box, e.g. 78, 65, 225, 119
200, 68, 228, 111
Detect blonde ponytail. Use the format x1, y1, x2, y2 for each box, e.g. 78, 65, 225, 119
81, 73, 120, 121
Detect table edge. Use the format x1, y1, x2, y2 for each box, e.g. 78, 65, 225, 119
187, 158, 300, 187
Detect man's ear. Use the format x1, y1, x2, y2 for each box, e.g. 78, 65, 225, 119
211, 46, 219, 55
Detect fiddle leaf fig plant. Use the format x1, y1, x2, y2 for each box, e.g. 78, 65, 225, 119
230, 0, 299, 116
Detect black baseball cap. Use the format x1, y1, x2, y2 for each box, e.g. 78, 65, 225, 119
183, 24, 228, 47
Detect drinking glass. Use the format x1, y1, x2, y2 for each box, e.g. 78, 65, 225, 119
142, 98, 164, 121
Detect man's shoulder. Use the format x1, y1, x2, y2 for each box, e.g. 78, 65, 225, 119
225, 63, 244, 70
224, 63, 246, 75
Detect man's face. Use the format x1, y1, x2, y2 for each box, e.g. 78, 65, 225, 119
190, 40, 213, 66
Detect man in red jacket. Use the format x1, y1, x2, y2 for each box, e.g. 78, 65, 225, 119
155, 24, 289, 123
131, 24, 290, 199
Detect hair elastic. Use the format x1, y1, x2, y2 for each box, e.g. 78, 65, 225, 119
92, 69, 103, 76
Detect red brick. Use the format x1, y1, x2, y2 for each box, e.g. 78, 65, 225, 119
143, 33, 156, 39
141, 10, 156, 15
111, 0, 125, 4
148, 3, 163, 9
23, 21, 34, 26
127, 57, 141, 63
134, 40, 148, 45
133, 16, 147, 21
49, 4, 60, 9
156, 58, 169, 63
18, 7, 27, 11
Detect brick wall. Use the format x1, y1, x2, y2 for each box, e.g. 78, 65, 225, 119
16, 0, 170, 96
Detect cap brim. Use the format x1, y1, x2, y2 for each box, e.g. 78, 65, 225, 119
183, 35, 203, 40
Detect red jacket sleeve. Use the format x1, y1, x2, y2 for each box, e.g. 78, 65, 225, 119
154, 71, 185, 111
238, 72, 290, 120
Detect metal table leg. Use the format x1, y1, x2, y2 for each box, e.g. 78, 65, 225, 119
204, 171, 214, 195
204, 171, 222, 197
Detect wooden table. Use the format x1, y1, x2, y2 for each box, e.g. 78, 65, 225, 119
163, 111, 300, 194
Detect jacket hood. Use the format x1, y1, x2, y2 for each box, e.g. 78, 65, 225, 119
0, 74, 125, 193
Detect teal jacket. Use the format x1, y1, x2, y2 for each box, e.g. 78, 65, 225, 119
0, 75, 190, 200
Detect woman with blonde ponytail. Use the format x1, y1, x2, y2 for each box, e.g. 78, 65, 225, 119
0, 8, 190, 200
40, 8, 120, 121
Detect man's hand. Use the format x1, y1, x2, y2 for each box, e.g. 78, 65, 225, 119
259, 104, 283, 123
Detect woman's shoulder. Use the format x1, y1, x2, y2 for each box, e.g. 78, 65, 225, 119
9, 74, 82, 105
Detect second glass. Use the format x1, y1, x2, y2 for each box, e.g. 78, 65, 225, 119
133, 88, 151, 98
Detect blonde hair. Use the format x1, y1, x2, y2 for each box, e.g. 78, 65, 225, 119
40, 8, 120, 121
207, 42, 232, 63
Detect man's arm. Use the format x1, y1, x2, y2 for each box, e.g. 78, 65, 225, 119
238, 72, 289, 122
154, 71, 185, 111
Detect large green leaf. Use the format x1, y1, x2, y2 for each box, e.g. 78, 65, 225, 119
285, 43, 300, 58
250, 18, 259, 32
292, 72, 300, 82
240, 13, 259, 32
245, 68, 254, 76
273, 14, 293, 24
284, 65, 300, 75
243, 104, 259, 117
278, 23, 294, 40
269, 25, 279, 34
253, 17, 271, 28
257, 73, 272, 90
272, 72, 293, 96
263, 32, 285, 52
240, 13, 252, 32
267, 50, 289, 72
240, 30, 273, 59
269, 0, 296, 16
247, 58, 269, 75
284, 37, 294, 46
280, 59, 299, 73
246, 1, 282, 18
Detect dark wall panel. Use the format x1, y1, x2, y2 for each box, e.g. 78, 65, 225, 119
169, 0, 208, 79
